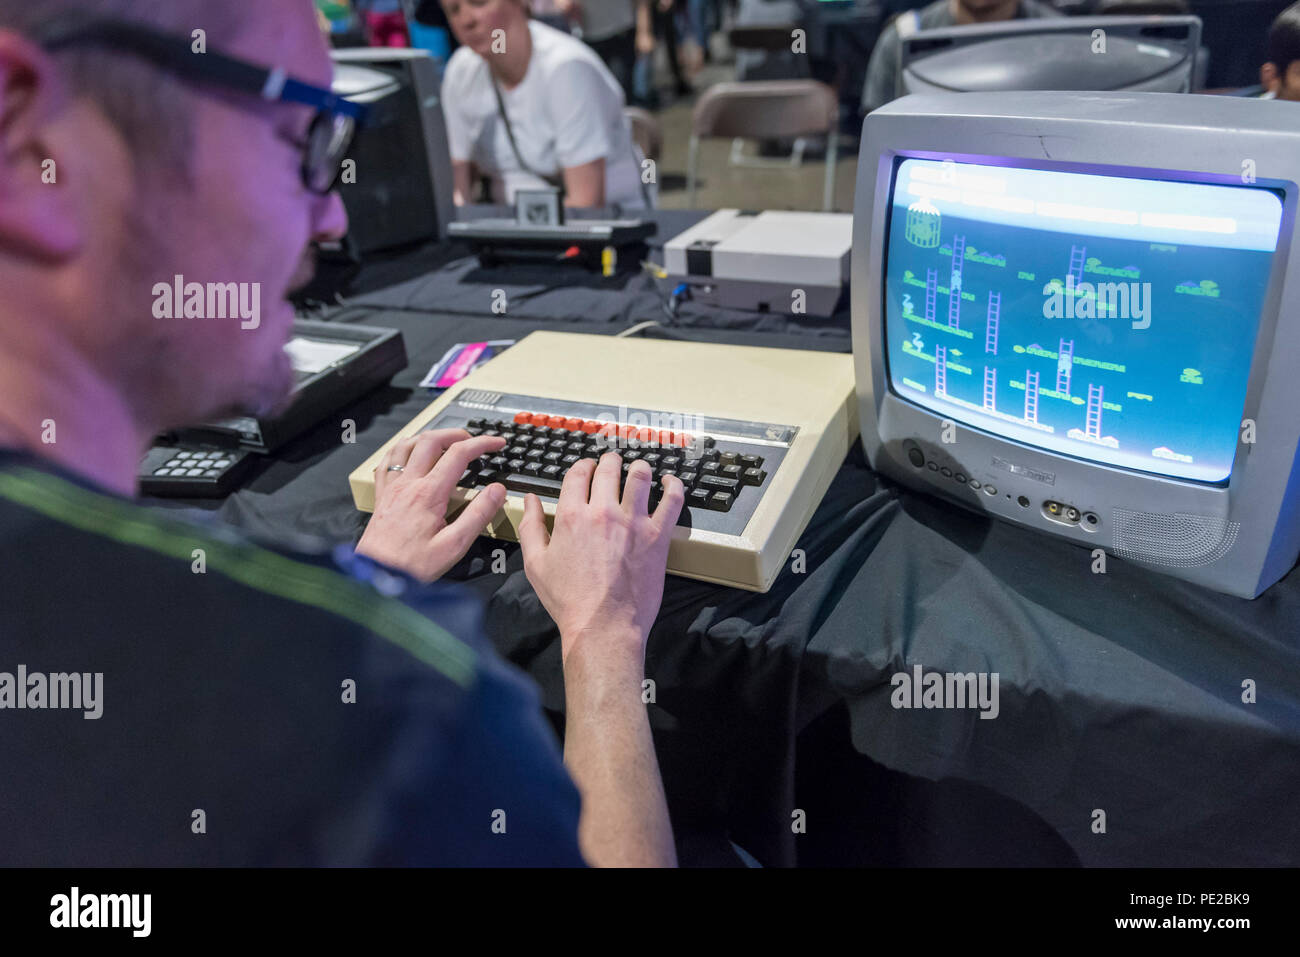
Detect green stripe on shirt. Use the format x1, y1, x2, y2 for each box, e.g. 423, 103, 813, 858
0, 467, 476, 687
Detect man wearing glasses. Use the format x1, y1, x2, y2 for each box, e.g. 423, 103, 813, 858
0, 0, 681, 867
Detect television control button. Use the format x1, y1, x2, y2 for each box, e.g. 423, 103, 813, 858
907, 448, 924, 467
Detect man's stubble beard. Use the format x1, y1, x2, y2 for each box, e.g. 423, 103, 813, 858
114, 191, 295, 433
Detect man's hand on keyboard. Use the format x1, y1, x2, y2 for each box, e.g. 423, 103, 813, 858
518, 452, 685, 663
356, 429, 509, 582
519, 451, 684, 868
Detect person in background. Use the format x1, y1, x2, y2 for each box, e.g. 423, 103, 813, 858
861, 0, 1062, 114
534, 0, 653, 99
1260, 1, 1300, 101
356, 0, 411, 46
441, 0, 652, 208
637, 0, 691, 105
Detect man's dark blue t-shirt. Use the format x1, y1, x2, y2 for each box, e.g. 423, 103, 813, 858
0, 452, 585, 866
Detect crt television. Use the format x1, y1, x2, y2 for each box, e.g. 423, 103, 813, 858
899, 16, 1202, 98
852, 92, 1300, 598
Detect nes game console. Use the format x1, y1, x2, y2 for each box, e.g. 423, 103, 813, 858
664, 210, 853, 317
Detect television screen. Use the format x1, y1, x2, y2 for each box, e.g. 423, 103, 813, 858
883, 157, 1285, 484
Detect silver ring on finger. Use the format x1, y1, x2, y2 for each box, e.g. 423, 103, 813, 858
387, 465, 405, 472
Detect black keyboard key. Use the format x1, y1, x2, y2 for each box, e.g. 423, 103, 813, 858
561, 454, 580, 466
643, 453, 661, 467
516, 423, 534, 434
688, 488, 711, 509
719, 451, 739, 467
699, 474, 739, 493
661, 455, 681, 469
678, 470, 698, 486
722, 464, 743, 479
507, 459, 526, 471
708, 491, 734, 511
742, 467, 766, 486
530, 435, 549, 447
523, 461, 543, 476
544, 451, 562, 463
525, 448, 544, 461
458, 469, 473, 486
474, 468, 496, 484
466, 419, 486, 430
542, 464, 562, 478
702, 461, 721, 476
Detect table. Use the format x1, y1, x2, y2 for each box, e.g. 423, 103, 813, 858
148, 214, 1300, 866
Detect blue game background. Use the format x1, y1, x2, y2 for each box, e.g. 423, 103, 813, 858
883, 167, 1282, 483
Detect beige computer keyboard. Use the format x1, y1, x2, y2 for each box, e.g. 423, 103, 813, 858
349, 331, 856, 592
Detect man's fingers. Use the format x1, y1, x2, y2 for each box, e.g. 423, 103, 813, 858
651, 473, 685, 534
405, 428, 471, 478
436, 482, 507, 561
557, 457, 596, 513
518, 492, 550, 560
424, 435, 508, 496
622, 460, 653, 516
590, 451, 623, 505
375, 437, 417, 499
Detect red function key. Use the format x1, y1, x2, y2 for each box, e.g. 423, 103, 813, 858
619, 424, 636, 441
676, 433, 694, 448
658, 430, 675, 446
529, 413, 549, 427
545, 415, 565, 429
513, 412, 531, 424
564, 418, 584, 431
581, 420, 601, 434
636, 428, 654, 445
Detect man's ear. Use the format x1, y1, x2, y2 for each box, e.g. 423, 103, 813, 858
1261, 61, 1279, 95
0, 30, 83, 262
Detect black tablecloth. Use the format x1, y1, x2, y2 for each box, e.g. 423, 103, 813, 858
150, 221, 1300, 866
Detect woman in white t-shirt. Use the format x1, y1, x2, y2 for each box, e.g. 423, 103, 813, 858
440, 0, 652, 209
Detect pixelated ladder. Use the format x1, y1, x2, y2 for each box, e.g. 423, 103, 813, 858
1069, 244, 1087, 285
1025, 370, 1039, 423
985, 291, 1001, 354
1057, 338, 1074, 396
1086, 384, 1103, 440
948, 235, 965, 329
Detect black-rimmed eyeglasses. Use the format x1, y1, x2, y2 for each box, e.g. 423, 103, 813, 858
32, 16, 366, 194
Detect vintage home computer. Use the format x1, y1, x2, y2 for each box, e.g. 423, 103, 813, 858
349, 333, 857, 592
853, 91, 1300, 598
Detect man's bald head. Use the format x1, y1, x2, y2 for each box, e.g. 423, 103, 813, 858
0, 0, 347, 489
0, 1, 247, 175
